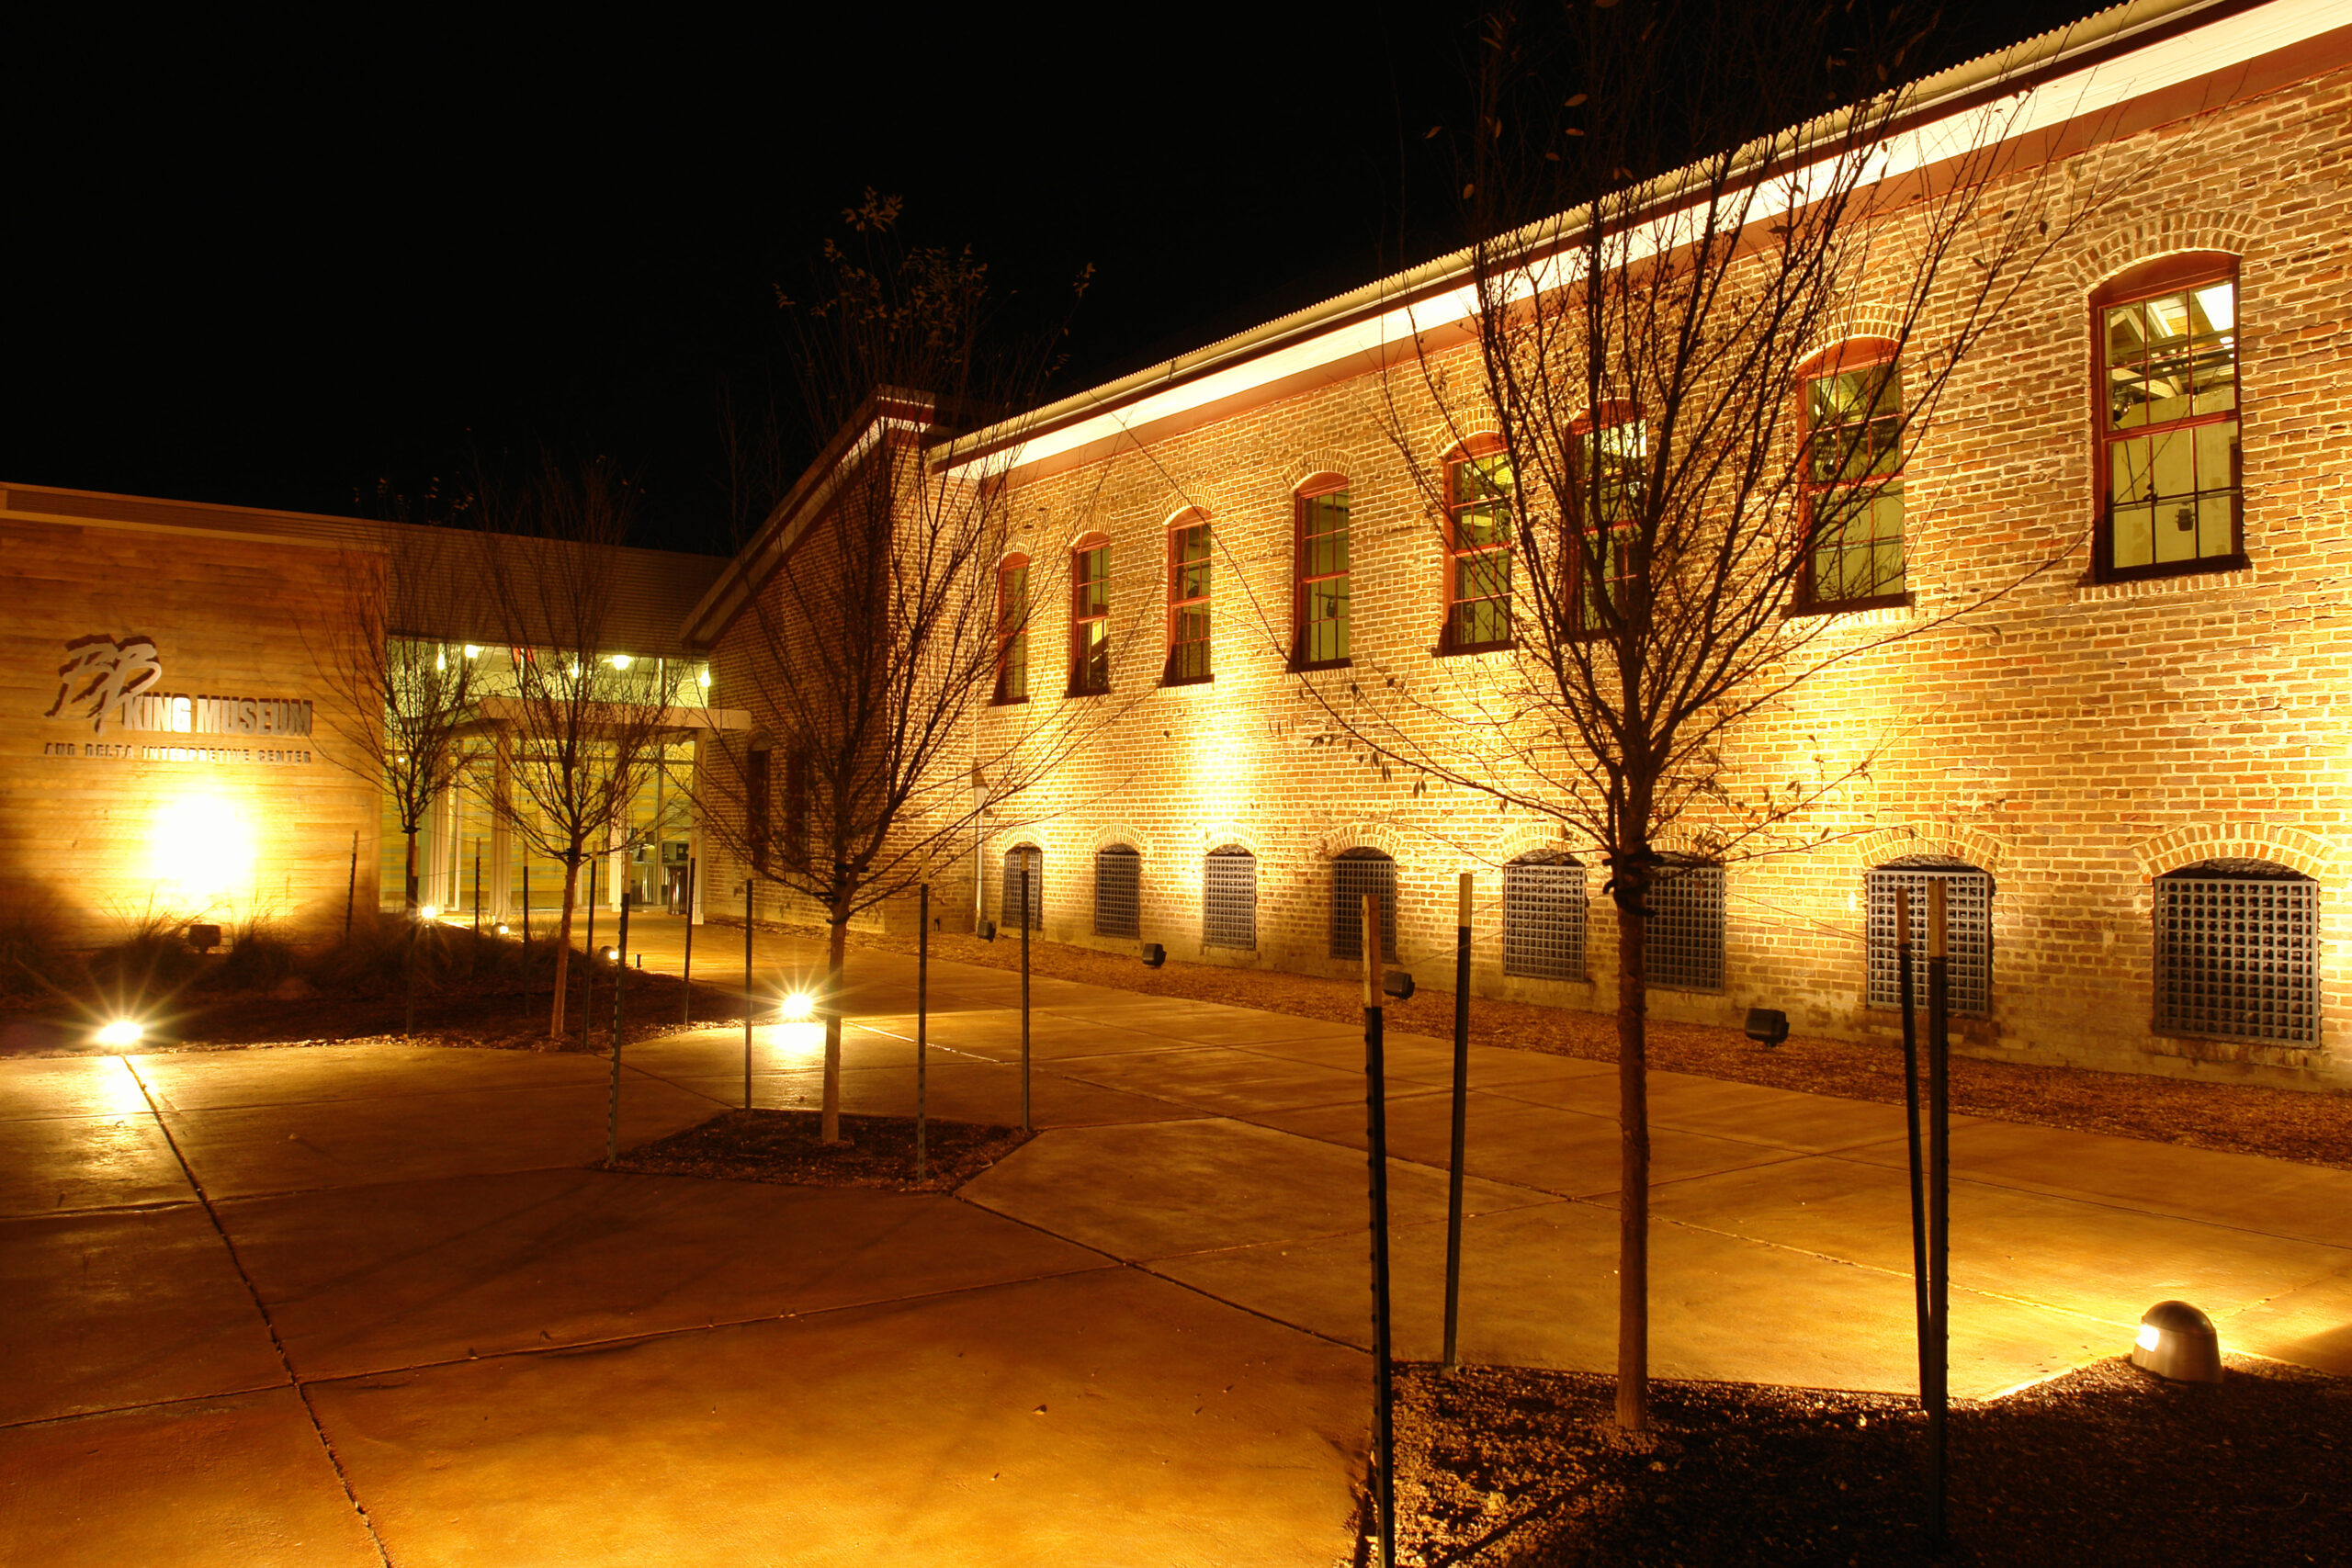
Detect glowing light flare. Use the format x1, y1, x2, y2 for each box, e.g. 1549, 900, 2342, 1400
96, 1019, 144, 1049
2135, 1324, 2163, 1352
421, 905, 441, 921
607, 654, 634, 671
149, 796, 256, 909
778, 990, 816, 1021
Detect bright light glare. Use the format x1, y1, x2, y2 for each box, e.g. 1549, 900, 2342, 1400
494, 922, 510, 935
2135, 1324, 2163, 1352
463, 644, 482, 659
150, 796, 255, 908
778, 990, 816, 1021
696, 669, 712, 688
608, 654, 634, 671
420, 905, 441, 921
96, 1019, 143, 1049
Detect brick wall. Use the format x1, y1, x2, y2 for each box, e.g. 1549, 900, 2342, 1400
952, 62, 2352, 1090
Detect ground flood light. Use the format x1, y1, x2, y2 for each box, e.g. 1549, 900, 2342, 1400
1139, 942, 1167, 968
1745, 1008, 1790, 1047
778, 990, 816, 1021
96, 1019, 143, 1049
1382, 971, 1415, 1002
976, 919, 996, 942
2130, 1300, 2223, 1383
420, 905, 440, 921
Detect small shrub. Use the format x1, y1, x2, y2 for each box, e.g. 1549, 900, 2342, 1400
210, 919, 301, 992
0, 917, 83, 1000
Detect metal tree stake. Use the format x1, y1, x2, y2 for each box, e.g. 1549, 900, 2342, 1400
1443, 872, 1472, 1373
743, 874, 755, 1109
916, 882, 930, 1182
1020, 846, 1033, 1136
605, 896, 630, 1164
1927, 879, 1952, 1548
580, 860, 599, 1052
1362, 892, 1397, 1568
681, 857, 696, 1025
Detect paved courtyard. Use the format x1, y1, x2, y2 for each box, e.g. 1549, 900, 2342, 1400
5, 930, 2348, 1565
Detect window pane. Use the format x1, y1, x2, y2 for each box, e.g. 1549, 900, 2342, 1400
1460, 548, 1510, 601
2112, 502, 2154, 569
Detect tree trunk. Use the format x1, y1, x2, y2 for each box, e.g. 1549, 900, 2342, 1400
821, 890, 850, 1144
404, 829, 421, 913
548, 857, 580, 1043
1614, 868, 1651, 1434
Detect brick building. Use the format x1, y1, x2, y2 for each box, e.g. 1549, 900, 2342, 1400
703, 0, 2352, 1090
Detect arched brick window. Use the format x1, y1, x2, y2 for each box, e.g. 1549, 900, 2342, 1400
2094, 252, 2244, 581
1797, 342, 1907, 612
1568, 405, 1645, 633
1865, 856, 1992, 1016
1503, 850, 1586, 981
1294, 476, 1351, 669
1644, 855, 1724, 993
1069, 534, 1112, 695
1093, 845, 1141, 938
2154, 858, 2316, 1044
1203, 847, 1258, 951
1442, 436, 1511, 652
992, 554, 1030, 704
1330, 848, 1398, 962
1165, 510, 1212, 684
1001, 844, 1043, 931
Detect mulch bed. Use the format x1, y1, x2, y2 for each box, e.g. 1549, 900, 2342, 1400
1373, 1356, 2351, 1566
608, 1108, 1031, 1192
835, 926, 2352, 1172
2, 967, 748, 1056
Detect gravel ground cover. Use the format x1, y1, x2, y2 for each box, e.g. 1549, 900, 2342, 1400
1370, 1356, 2351, 1566
838, 928, 2352, 1172
611, 1107, 1032, 1191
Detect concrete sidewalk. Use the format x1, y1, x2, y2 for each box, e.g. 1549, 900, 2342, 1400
5, 943, 2347, 1566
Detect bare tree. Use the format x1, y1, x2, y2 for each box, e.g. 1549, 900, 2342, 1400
1268, 1, 2136, 1432
695, 193, 1120, 1143
474, 454, 691, 1041
306, 496, 481, 917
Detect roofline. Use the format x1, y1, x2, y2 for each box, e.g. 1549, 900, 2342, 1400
936, 0, 2345, 482
678, 388, 938, 649
1, 479, 393, 551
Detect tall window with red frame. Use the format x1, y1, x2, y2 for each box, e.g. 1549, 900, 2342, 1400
1444, 443, 1512, 651
992, 555, 1029, 704
1800, 353, 1906, 610
1570, 413, 1645, 633
1166, 514, 1212, 683
2097, 254, 2241, 579
1069, 537, 1111, 695
1294, 480, 1350, 667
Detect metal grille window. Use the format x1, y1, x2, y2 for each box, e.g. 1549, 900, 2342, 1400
1503, 852, 1586, 981
1001, 845, 1043, 931
1644, 859, 1724, 993
1866, 858, 1993, 1016
1093, 845, 1141, 939
1330, 850, 1399, 962
1203, 848, 1257, 951
2155, 859, 2318, 1044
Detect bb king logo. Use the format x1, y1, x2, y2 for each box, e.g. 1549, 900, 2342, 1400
45, 635, 312, 739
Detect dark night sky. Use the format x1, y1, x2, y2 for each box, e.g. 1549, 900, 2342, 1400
4, 3, 2093, 556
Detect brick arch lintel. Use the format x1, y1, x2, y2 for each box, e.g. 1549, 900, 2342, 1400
1283, 449, 1358, 492
1082, 821, 1157, 862
2061, 210, 2256, 296
1793, 309, 1911, 370
1317, 820, 1410, 862
1493, 820, 1589, 864
2132, 822, 2334, 883
1844, 822, 2010, 876
1197, 820, 1263, 859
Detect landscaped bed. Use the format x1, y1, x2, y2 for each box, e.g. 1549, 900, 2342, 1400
610, 1107, 1030, 1192
1369, 1355, 2350, 1566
